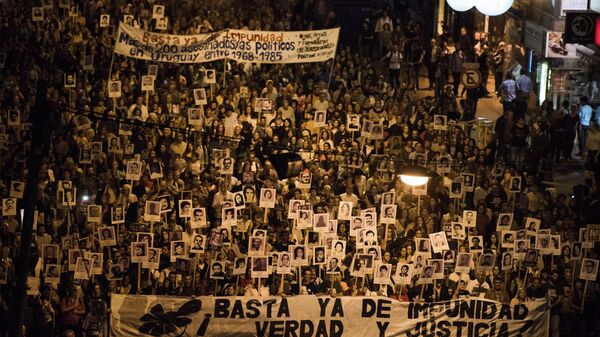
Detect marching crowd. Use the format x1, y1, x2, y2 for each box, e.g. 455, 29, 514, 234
0, 0, 599, 337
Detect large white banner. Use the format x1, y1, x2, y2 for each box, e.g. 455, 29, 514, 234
110, 295, 548, 337
114, 24, 339, 64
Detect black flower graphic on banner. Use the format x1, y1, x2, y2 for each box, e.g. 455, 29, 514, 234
138, 299, 202, 336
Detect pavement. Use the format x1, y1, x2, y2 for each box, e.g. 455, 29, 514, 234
405, 71, 585, 194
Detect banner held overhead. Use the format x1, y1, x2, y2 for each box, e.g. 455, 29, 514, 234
114, 24, 340, 64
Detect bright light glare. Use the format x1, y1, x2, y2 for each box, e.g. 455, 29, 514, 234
400, 175, 429, 186
475, 0, 514, 16
447, 0, 475, 12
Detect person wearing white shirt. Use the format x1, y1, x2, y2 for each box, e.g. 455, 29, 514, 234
127, 96, 149, 121
383, 44, 403, 88
578, 96, 593, 155
340, 186, 359, 205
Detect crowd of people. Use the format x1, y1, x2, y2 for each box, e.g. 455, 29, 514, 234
0, 1, 599, 337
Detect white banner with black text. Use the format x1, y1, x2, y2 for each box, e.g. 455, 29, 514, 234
114, 24, 339, 64
110, 295, 549, 337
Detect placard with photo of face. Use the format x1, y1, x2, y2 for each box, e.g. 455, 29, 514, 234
501, 251, 514, 271
98, 226, 116, 246
380, 204, 397, 224
107, 80, 121, 98
462, 173, 475, 192
42, 244, 59, 263
111, 206, 124, 224
210, 261, 225, 279
44, 264, 61, 284
259, 188, 276, 208
393, 263, 414, 285
144, 201, 162, 222
232, 257, 247, 275
248, 235, 266, 256
478, 253, 495, 271
419, 265, 434, 284
250, 256, 269, 278
79, 146, 92, 164
170, 240, 186, 262
455, 253, 472, 273
496, 213, 513, 231
373, 262, 392, 284
287, 199, 304, 220
209, 230, 223, 249
178, 200, 192, 218
523, 249, 539, 267
87, 205, 102, 223
449, 182, 463, 199
200, 70, 217, 86
509, 177, 521, 193
184, 234, 203, 254
99, 14, 110, 27
361, 209, 377, 227
415, 238, 431, 256
141, 75, 154, 91
273, 252, 290, 275
428, 259, 445, 279
433, 115, 447, 131
142, 248, 160, 269
462, 210, 477, 228
2, 198, 17, 216
291, 245, 308, 266
347, 114, 361, 131
429, 231, 450, 253
313, 246, 326, 265
469, 236, 483, 253
85, 252, 103, 275
239, 86, 249, 98
313, 213, 329, 231
296, 209, 313, 229
297, 171, 312, 190
350, 216, 364, 236
74, 257, 92, 280
218, 157, 234, 176
501, 231, 516, 249
370, 122, 384, 140
125, 160, 142, 180
222, 207, 237, 226
536, 234, 552, 254
338, 201, 352, 220
525, 217, 541, 234
130, 242, 148, 263
9, 181, 24, 199
32, 7, 44, 21
190, 207, 207, 228
580, 258, 599, 281
7, 109, 20, 126
152, 4, 165, 18
313, 111, 326, 127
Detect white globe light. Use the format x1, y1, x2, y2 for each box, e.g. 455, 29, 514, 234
400, 175, 429, 186
446, 0, 476, 12
475, 0, 514, 16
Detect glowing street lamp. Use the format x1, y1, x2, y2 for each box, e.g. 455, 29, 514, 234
446, 0, 514, 16
399, 165, 429, 186
446, 0, 475, 12
475, 0, 514, 16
